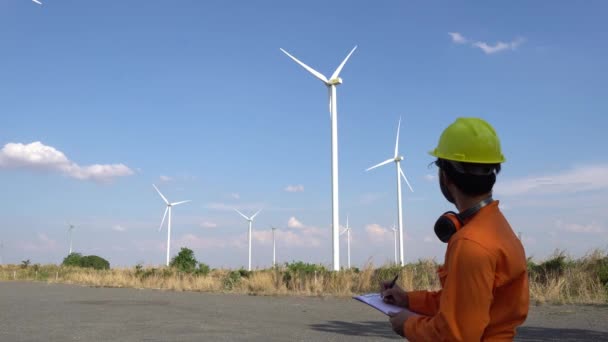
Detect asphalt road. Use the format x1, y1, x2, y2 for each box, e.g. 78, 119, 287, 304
1, 282, 607, 341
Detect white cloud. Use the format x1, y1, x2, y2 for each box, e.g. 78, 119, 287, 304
112, 225, 126, 232
200, 221, 218, 228
448, 32, 468, 44
556, 220, 604, 234
473, 38, 525, 55
365, 224, 390, 243
448, 32, 525, 55
159, 175, 172, 182
424, 174, 437, 182
287, 216, 304, 229
284, 184, 304, 193
0, 142, 133, 182
494, 164, 608, 196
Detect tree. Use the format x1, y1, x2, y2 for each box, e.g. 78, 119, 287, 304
62, 253, 110, 270
62, 253, 83, 267
20, 259, 31, 269
170, 247, 197, 273
80, 255, 110, 270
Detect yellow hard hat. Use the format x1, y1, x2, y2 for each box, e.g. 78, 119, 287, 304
429, 117, 506, 164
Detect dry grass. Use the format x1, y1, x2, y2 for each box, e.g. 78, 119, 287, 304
1, 251, 606, 304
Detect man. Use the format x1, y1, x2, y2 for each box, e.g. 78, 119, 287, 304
382, 117, 529, 341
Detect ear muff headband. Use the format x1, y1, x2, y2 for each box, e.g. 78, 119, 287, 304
434, 197, 494, 243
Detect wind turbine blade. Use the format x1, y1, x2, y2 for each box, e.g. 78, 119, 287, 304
234, 208, 249, 221
394, 117, 401, 158
251, 209, 262, 220
32, 0, 42, 4
330, 45, 358, 80
280, 48, 329, 84
159, 207, 168, 232
340, 228, 348, 235
366, 158, 394, 172
171, 200, 191, 206
152, 184, 169, 204
399, 164, 414, 192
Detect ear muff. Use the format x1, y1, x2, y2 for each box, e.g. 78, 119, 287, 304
434, 212, 463, 243
434, 196, 494, 243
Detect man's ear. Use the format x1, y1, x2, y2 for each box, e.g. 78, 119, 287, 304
440, 169, 451, 186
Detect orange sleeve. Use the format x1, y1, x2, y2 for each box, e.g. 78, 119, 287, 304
407, 290, 442, 316
404, 239, 496, 342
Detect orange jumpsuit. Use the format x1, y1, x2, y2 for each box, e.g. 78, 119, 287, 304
405, 201, 529, 341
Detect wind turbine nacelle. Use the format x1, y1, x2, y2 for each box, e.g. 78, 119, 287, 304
328, 77, 343, 85
396, 156, 404, 162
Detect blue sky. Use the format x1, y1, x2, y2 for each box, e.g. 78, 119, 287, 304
1, 1, 607, 268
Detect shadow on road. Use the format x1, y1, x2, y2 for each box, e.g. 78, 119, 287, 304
517, 326, 608, 341
309, 320, 400, 339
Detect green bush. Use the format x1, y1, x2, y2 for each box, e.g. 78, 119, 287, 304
282, 261, 327, 288
373, 265, 403, 286
61, 253, 110, 270
594, 257, 608, 286
62, 253, 83, 267
223, 271, 241, 290
238, 268, 252, 278
170, 248, 197, 273
80, 255, 110, 270
196, 263, 211, 276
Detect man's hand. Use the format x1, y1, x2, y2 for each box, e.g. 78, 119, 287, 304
380, 281, 409, 308
388, 310, 419, 337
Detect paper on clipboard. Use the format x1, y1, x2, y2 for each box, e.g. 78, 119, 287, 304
353, 293, 417, 316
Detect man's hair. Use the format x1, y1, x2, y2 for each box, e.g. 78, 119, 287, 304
435, 159, 501, 196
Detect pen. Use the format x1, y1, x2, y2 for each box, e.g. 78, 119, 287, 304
389, 274, 399, 289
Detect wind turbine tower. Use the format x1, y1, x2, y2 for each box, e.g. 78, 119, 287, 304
340, 215, 352, 269
391, 224, 398, 265
280, 46, 357, 271
366, 117, 414, 266
234, 209, 262, 271
271, 226, 277, 267
153, 184, 191, 266
68, 224, 75, 255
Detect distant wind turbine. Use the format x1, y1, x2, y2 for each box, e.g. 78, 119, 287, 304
67, 223, 75, 255
340, 215, 352, 269
0, 240, 4, 265
153, 184, 191, 266
32, 0, 42, 5
234, 209, 262, 271
270, 226, 277, 267
280, 45, 357, 271
366, 117, 414, 266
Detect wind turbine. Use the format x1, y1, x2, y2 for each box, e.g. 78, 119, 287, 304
67, 223, 75, 255
270, 226, 277, 267
340, 215, 352, 269
391, 223, 398, 265
32, 0, 42, 5
234, 209, 262, 271
366, 117, 414, 266
153, 184, 191, 266
280, 45, 357, 271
